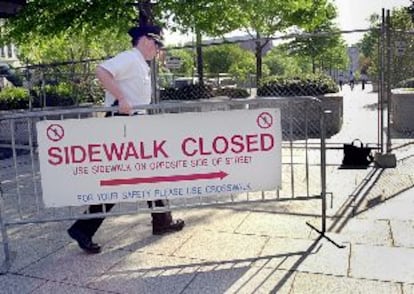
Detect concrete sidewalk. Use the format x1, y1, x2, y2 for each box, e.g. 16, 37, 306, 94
1, 84, 414, 293
1, 170, 414, 294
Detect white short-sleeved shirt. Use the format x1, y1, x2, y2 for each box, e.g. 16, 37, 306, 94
100, 48, 151, 107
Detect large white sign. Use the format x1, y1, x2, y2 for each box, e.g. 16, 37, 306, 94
37, 109, 282, 207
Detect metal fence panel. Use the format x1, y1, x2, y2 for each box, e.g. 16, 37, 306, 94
0, 96, 326, 271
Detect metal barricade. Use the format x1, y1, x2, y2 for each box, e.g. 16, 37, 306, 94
0, 97, 327, 272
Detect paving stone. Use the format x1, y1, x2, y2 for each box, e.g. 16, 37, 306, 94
175, 230, 267, 262
223, 267, 295, 294
258, 237, 350, 276
88, 252, 196, 294
390, 220, 414, 248
235, 212, 316, 238
291, 272, 402, 294
0, 273, 45, 294
328, 218, 392, 246
350, 243, 414, 283
30, 281, 106, 294
20, 244, 129, 285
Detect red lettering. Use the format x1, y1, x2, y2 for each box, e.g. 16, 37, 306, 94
230, 135, 244, 153
64, 146, 70, 164
212, 136, 228, 154
48, 147, 63, 165
88, 144, 102, 162
182, 137, 197, 156
181, 133, 275, 157
71, 145, 86, 163
261, 133, 274, 151
199, 138, 212, 155
154, 140, 168, 158
103, 143, 125, 161
139, 142, 152, 159
124, 142, 139, 160
246, 135, 259, 152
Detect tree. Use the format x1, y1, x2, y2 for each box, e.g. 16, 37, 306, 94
358, 7, 414, 85
164, 48, 194, 76
234, 0, 337, 82
387, 7, 414, 86
202, 44, 253, 73
202, 44, 256, 82
263, 46, 309, 76
157, 1, 244, 85
2, 0, 136, 44
16, 30, 129, 64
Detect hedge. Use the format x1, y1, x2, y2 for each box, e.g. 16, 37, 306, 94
0, 82, 102, 110
160, 85, 250, 100
257, 74, 339, 97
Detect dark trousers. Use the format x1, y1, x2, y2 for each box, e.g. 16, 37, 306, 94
68, 110, 172, 238
69, 200, 172, 238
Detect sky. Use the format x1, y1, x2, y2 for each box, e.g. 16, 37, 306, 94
335, 0, 411, 44
164, 0, 412, 46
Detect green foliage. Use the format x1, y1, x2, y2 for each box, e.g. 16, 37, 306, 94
359, 8, 414, 85
1, 0, 342, 90
388, 9, 414, 88
257, 74, 339, 96
264, 47, 308, 76
2, 0, 135, 44
16, 30, 129, 64
39, 83, 74, 106
0, 87, 30, 110
0, 80, 104, 110
285, 26, 348, 74
202, 44, 255, 81
158, 1, 242, 35
164, 49, 194, 75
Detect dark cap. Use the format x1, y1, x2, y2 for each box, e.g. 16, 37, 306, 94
128, 25, 164, 47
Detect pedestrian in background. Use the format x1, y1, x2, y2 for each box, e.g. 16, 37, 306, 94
349, 70, 355, 90
67, 25, 185, 254
360, 69, 368, 90
338, 72, 344, 90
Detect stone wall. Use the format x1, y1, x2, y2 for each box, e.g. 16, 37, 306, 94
391, 89, 414, 132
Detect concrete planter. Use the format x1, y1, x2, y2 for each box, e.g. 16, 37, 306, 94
160, 94, 343, 139
0, 111, 39, 145
0, 103, 94, 145
317, 93, 343, 136
249, 93, 343, 138
372, 82, 379, 92
160, 96, 248, 113
391, 89, 414, 132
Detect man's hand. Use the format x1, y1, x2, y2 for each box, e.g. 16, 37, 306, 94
118, 99, 132, 115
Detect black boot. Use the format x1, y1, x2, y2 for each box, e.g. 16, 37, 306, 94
67, 227, 101, 254
151, 212, 185, 235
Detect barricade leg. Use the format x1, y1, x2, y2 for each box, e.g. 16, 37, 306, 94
0, 189, 11, 274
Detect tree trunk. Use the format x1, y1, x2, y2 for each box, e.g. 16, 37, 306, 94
196, 29, 204, 86
312, 58, 316, 74
255, 39, 262, 84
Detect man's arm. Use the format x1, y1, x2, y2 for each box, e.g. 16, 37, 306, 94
96, 66, 132, 114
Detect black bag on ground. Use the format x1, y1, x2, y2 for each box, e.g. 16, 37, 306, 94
342, 139, 373, 167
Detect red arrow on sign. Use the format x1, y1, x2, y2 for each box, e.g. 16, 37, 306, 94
100, 171, 229, 186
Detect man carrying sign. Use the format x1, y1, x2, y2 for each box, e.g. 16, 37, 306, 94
67, 25, 185, 254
